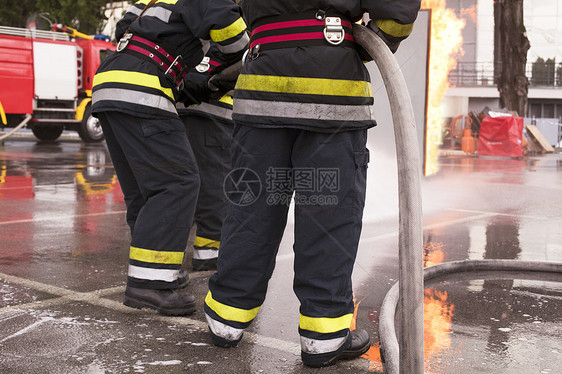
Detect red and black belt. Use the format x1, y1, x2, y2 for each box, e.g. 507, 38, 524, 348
116, 33, 188, 91
194, 56, 222, 73
248, 11, 355, 57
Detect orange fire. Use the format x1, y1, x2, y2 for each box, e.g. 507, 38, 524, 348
424, 289, 454, 367
424, 241, 445, 267
422, 0, 465, 175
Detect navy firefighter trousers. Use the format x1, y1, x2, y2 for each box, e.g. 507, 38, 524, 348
98, 111, 200, 290
205, 125, 369, 351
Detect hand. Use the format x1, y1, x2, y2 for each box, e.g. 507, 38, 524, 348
207, 75, 237, 98
367, 21, 401, 54
179, 76, 213, 106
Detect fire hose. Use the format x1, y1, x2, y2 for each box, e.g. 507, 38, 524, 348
0, 114, 32, 142
353, 24, 424, 374
354, 24, 562, 374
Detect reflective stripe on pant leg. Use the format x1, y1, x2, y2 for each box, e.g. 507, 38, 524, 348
204, 291, 260, 340
298, 313, 353, 354
193, 236, 220, 260
128, 245, 184, 283
205, 313, 244, 341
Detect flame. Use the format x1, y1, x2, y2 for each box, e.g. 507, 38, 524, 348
350, 297, 361, 330
424, 241, 445, 267
424, 289, 454, 365
422, 0, 465, 175
461, 4, 478, 24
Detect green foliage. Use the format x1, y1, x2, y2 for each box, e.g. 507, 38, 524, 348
0, 0, 38, 27
0, 0, 110, 34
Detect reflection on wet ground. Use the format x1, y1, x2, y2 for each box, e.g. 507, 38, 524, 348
0, 138, 561, 373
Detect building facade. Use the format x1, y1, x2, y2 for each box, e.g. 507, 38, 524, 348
445, 0, 562, 120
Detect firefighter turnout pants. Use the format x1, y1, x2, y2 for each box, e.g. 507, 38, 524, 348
205, 125, 369, 355
98, 111, 200, 289
182, 113, 233, 264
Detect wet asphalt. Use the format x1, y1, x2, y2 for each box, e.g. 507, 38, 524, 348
0, 131, 561, 374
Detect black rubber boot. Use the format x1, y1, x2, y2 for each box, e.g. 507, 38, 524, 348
123, 286, 196, 316
176, 269, 190, 288
301, 329, 371, 368
208, 328, 243, 348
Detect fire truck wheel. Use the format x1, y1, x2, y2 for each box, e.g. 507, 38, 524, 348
31, 125, 64, 141
78, 103, 105, 143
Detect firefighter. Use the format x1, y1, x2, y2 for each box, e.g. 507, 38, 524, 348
92, 0, 248, 315
177, 45, 236, 272
204, 0, 421, 367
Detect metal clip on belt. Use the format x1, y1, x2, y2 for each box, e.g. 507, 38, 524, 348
116, 33, 132, 52
195, 57, 211, 73
116, 33, 188, 91
324, 17, 345, 45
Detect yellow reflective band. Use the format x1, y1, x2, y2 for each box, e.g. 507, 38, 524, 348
299, 313, 353, 334
129, 246, 184, 264
374, 19, 414, 38
205, 291, 260, 323
93, 71, 175, 100
236, 74, 373, 98
210, 17, 247, 42
218, 95, 234, 106
137, 0, 178, 4
194, 236, 220, 249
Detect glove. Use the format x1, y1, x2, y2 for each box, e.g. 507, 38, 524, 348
207, 74, 237, 98
179, 75, 214, 106
207, 60, 242, 98
367, 21, 402, 54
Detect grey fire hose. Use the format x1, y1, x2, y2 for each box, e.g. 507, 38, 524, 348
354, 24, 562, 374
0, 114, 32, 141
353, 24, 424, 374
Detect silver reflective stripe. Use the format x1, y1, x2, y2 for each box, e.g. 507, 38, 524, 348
199, 39, 211, 55
300, 335, 347, 354
233, 99, 374, 122
217, 33, 250, 54
186, 102, 233, 120
93, 88, 178, 115
143, 7, 172, 23
128, 265, 180, 282
205, 313, 244, 341
126, 5, 142, 16
193, 247, 219, 260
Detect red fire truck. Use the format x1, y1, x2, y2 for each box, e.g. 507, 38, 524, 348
0, 25, 115, 142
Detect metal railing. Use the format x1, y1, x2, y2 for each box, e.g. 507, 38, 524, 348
449, 61, 562, 88
0, 25, 70, 41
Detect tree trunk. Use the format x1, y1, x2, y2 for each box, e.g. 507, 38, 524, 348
494, 0, 530, 116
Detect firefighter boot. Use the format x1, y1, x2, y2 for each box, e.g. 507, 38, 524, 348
123, 287, 196, 316
208, 327, 243, 348
301, 329, 371, 368
177, 269, 190, 288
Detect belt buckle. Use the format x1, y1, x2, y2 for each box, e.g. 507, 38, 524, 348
195, 56, 211, 73
116, 33, 133, 52
165, 54, 184, 75
324, 17, 345, 45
